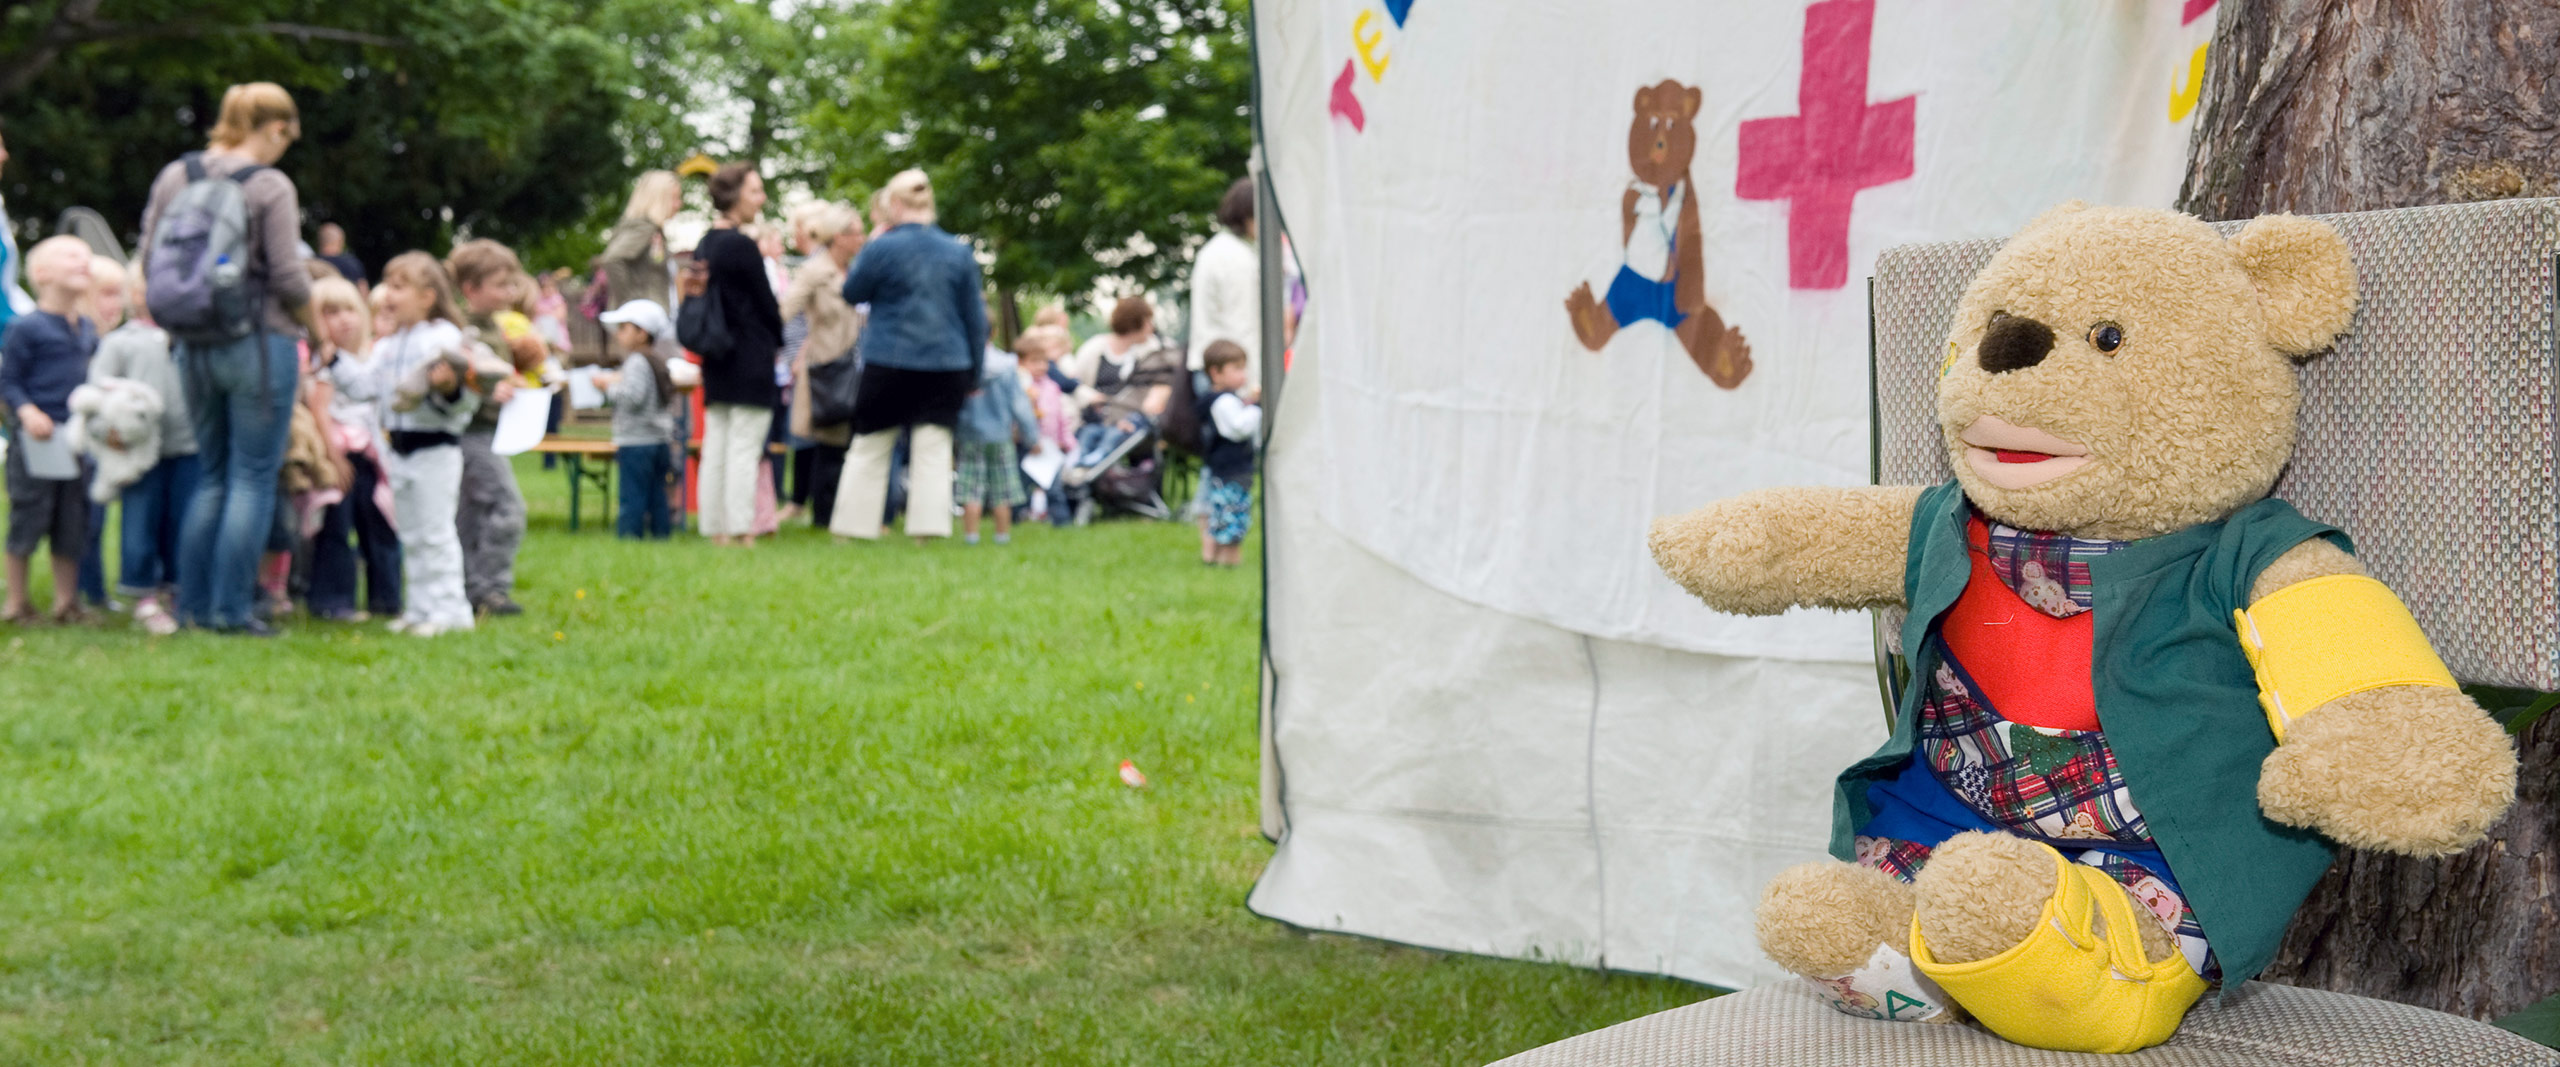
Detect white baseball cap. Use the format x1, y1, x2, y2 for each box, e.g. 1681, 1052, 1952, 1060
599, 299, 673, 342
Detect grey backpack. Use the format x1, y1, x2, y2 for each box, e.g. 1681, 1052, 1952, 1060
145, 153, 265, 344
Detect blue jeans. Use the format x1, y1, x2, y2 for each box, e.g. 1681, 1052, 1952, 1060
175, 332, 298, 629
616, 443, 674, 539
79, 499, 108, 604
1074, 412, 1153, 468
308, 451, 400, 615
118, 453, 200, 596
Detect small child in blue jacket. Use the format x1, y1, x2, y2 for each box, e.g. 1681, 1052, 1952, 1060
954, 343, 1038, 545
1, 237, 100, 622
1195, 340, 1261, 567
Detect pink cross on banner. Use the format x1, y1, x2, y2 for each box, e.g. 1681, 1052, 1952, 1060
1736, 0, 1916, 290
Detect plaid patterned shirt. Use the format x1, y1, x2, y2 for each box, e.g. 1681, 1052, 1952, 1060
1978, 519, 2126, 617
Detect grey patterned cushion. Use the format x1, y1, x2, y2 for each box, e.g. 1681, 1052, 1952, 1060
1869, 199, 2560, 690
1489, 981, 2560, 1067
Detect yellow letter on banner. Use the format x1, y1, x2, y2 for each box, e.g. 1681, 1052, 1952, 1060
1353, 9, 1391, 82
2169, 43, 2208, 122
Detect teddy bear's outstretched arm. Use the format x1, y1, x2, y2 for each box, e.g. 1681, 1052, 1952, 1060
2245, 539, 2519, 856
1649, 486, 1924, 615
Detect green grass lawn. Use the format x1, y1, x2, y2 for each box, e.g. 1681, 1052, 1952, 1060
0, 456, 1708, 1064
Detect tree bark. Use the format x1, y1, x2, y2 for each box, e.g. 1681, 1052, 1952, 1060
2179, 0, 2560, 218
2180, 0, 2560, 1019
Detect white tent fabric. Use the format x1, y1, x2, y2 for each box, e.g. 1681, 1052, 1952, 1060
1252, 0, 2218, 988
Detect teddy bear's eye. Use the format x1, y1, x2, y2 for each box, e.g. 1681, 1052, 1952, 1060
2088, 322, 2126, 354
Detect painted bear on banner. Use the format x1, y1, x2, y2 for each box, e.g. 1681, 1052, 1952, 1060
1566, 79, 1753, 389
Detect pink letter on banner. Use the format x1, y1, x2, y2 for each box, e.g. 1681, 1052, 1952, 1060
1331, 59, 1367, 131
1735, 0, 1915, 290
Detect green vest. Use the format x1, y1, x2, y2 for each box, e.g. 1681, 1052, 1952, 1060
1828, 480, 2346, 987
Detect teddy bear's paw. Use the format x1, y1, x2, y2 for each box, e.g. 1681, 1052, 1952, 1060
2257, 686, 2519, 856
1564, 283, 1616, 351
1755, 861, 1914, 979
1647, 494, 1796, 615
1912, 831, 2057, 965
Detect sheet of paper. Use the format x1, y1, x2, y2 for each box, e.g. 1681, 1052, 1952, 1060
16, 429, 78, 480
566, 366, 606, 410
490, 386, 558, 456
1020, 446, 1065, 490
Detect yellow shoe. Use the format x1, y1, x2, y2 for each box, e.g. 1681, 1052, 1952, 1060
1910, 844, 2206, 1054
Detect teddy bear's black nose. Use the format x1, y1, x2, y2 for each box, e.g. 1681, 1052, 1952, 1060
1978, 312, 2055, 373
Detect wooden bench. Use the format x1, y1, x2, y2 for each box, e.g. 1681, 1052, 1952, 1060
530, 435, 794, 533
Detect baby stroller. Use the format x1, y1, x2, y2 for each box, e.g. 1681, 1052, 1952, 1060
1080, 455, 1171, 523
1062, 419, 1171, 523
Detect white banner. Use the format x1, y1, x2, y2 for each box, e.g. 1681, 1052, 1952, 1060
1254, 0, 2227, 990
1268, 0, 2216, 662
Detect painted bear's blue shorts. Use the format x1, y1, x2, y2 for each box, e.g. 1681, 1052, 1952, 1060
1605, 265, 1687, 330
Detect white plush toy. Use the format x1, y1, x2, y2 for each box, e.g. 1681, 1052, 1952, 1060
67, 378, 166, 503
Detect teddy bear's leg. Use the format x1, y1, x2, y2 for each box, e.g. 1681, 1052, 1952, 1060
1674, 306, 1752, 389
1564, 281, 1621, 351
1912, 832, 2200, 1053
1757, 860, 1957, 1023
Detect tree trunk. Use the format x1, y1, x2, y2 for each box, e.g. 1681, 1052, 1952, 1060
2179, 0, 2560, 1019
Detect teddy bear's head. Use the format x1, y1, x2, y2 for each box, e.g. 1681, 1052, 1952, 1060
1936, 204, 2357, 540
1626, 80, 1701, 190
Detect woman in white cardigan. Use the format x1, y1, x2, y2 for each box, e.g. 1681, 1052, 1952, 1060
1184, 177, 1260, 381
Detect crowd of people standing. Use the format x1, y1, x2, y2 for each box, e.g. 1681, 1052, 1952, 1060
0, 80, 1278, 638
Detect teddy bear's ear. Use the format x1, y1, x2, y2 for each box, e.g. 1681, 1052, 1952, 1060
2233, 213, 2358, 358
1631, 84, 1654, 112
1682, 85, 1701, 119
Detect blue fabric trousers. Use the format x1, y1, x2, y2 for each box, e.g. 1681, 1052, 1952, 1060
78, 499, 108, 604
308, 451, 401, 616
616, 443, 674, 539
175, 332, 298, 629
117, 452, 198, 593
117, 452, 200, 596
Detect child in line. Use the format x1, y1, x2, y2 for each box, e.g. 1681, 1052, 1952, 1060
446, 240, 538, 618
954, 336, 1039, 546
350, 252, 497, 637
592, 300, 681, 540
87, 260, 197, 634
307, 276, 401, 621
0, 237, 99, 622
73, 253, 128, 610
1196, 340, 1261, 567
1014, 327, 1077, 526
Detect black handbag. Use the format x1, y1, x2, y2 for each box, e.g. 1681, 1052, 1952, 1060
677, 284, 735, 360
808, 354, 862, 428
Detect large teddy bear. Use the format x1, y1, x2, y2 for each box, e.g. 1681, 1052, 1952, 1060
1648, 204, 2520, 1054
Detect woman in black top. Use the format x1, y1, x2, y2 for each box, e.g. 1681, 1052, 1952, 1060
683, 162, 783, 546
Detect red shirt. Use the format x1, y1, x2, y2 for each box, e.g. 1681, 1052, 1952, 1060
1939, 519, 2101, 731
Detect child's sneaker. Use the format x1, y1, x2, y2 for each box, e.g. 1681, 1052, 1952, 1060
993, 533, 1011, 545
964, 533, 981, 545
132, 599, 179, 636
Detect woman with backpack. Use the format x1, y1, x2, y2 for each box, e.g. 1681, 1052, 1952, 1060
598, 170, 680, 316
138, 82, 321, 637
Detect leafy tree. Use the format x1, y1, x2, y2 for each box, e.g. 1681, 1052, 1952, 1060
0, 0, 689, 273
801, 0, 1253, 332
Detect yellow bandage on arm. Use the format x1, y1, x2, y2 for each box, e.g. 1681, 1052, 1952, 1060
2233, 574, 2457, 742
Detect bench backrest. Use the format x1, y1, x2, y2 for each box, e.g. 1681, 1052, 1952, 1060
1870, 199, 2560, 691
